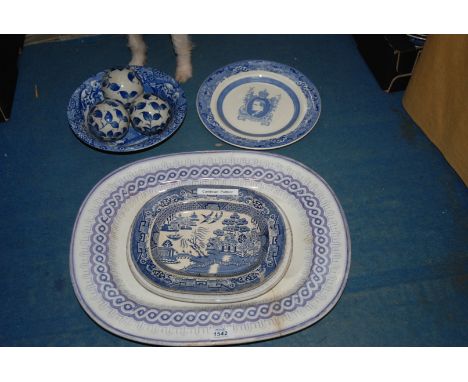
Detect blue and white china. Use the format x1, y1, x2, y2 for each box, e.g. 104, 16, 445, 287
101, 67, 144, 106
129, 94, 171, 136
130, 185, 290, 303
197, 60, 321, 150
87, 99, 130, 141
67, 66, 186, 152
70, 151, 350, 346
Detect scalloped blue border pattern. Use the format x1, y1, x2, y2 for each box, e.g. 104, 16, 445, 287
197, 60, 321, 149
88, 164, 332, 327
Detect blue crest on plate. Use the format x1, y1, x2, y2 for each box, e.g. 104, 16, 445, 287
238, 88, 281, 126
197, 60, 321, 149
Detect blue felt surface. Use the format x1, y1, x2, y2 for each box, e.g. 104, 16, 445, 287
0, 35, 467, 346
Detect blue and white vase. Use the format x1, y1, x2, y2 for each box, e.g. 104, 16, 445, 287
87, 99, 130, 141
101, 67, 144, 107
129, 94, 171, 136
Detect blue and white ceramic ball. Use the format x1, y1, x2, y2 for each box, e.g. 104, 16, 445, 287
87, 99, 130, 141
101, 67, 144, 106
129, 94, 172, 136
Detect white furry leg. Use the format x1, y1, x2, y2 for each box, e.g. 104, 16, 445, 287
128, 34, 147, 66
171, 34, 192, 83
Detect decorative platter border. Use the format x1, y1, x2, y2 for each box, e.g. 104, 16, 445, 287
197, 60, 321, 150
70, 151, 350, 345
67, 66, 187, 153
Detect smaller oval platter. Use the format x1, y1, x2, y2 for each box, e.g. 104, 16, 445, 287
70, 151, 350, 346
129, 185, 291, 303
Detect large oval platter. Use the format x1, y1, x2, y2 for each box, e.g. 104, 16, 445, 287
70, 151, 350, 345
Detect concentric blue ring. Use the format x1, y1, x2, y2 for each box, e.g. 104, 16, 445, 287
216, 77, 301, 138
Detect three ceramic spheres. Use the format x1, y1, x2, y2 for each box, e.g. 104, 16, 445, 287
87, 67, 172, 142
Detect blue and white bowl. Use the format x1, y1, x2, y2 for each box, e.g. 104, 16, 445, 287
129, 94, 171, 136
68, 66, 187, 152
101, 67, 144, 106
87, 99, 130, 141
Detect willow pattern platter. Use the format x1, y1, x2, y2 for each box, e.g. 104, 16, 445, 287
70, 151, 350, 345
67, 66, 186, 153
197, 60, 321, 150
129, 185, 292, 304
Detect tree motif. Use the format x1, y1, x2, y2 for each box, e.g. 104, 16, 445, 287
162, 240, 173, 248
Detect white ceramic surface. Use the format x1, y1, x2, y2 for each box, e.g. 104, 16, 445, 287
87, 99, 130, 141
129, 94, 171, 136
70, 151, 350, 346
102, 67, 144, 106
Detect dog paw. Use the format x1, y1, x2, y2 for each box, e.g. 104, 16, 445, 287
129, 59, 146, 67
129, 53, 146, 67
175, 65, 192, 83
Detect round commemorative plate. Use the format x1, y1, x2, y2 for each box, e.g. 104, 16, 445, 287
67, 66, 187, 153
70, 151, 350, 346
197, 60, 321, 150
